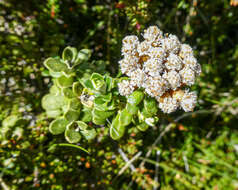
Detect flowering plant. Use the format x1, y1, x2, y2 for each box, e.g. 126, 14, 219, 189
42, 26, 201, 143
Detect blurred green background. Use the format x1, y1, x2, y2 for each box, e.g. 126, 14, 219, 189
0, 0, 238, 189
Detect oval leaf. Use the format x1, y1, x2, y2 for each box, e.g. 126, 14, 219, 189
64, 109, 80, 122
56, 75, 74, 88
119, 109, 132, 127
49, 118, 68, 135
44, 58, 68, 72
76, 121, 96, 141
65, 122, 81, 143
127, 91, 144, 106
110, 114, 125, 140
62, 46, 77, 63
137, 122, 149, 132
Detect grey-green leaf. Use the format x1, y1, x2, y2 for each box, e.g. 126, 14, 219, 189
110, 114, 125, 140
126, 103, 139, 115
76, 121, 96, 141
44, 58, 68, 72
64, 109, 80, 122
62, 46, 77, 63
76, 49, 91, 64
49, 118, 68, 135
72, 82, 82, 96
62, 88, 75, 99
68, 98, 81, 111
65, 122, 81, 143
127, 90, 144, 106
144, 97, 158, 115
46, 109, 62, 118
119, 109, 132, 127
137, 122, 149, 132
56, 75, 74, 88
42, 94, 67, 110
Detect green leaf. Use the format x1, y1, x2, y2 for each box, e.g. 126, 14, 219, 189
94, 94, 114, 111
49, 70, 63, 78
119, 109, 132, 127
92, 116, 106, 125
56, 75, 74, 88
80, 79, 94, 90
91, 73, 106, 93
126, 103, 139, 115
42, 94, 67, 110
76, 49, 91, 64
65, 122, 81, 143
80, 107, 92, 122
105, 75, 115, 92
2, 115, 19, 128
92, 108, 114, 119
72, 82, 82, 96
49, 118, 69, 135
62, 88, 75, 99
64, 109, 80, 122
46, 109, 62, 118
44, 57, 68, 72
62, 46, 77, 63
110, 114, 125, 140
127, 90, 144, 106
137, 122, 149, 132
49, 85, 60, 95
144, 97, 158, 116
76, 121, 96, 141
68, 98, 81, 111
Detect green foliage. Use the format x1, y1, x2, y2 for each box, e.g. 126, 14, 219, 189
1, 0, 238, 189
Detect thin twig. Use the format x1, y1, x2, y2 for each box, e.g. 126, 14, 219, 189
139, 110, 211, 168
153, 150, 161, 190
0, 178, 10, 190
118, 148, 136, 172
118, 151, 142, 176
139, 123, 173, 168
183, 154, 189, 172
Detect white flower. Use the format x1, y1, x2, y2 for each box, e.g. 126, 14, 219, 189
183, 55, 198, 70
118, 80, 135, 96
143, 76, 169, 97
143, 26, 163, 42
118, 25, 201, 114
179, 44, 193, 59
162, 70, 181, 90
195, 63, 202, 76
161, 34, 180, 53
137, 40, 151, 56
143, 58, 164, 77
157, 95, 179, 113
179, 66, 195, 86
130, 69, 144, 88
172, 89, 185, 102
148, 47, 166, 60
180, 90, 197, 112
119, 56, 140, 77
165, 53, 183, 70
122, 35, 139, 55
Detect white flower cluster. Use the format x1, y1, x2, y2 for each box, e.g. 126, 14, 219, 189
118, 26, 201, 113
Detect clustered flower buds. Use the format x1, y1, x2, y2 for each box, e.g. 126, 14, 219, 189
118, 26, 201, 113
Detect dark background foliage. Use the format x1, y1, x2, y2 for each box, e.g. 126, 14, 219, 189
0, 0, 238, 189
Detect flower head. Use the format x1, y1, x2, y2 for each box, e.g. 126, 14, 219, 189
119, 25, 201, 113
